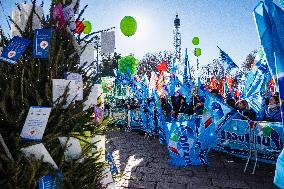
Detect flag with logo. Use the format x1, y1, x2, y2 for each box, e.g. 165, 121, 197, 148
243, 49, 269, 119
165, 118, 208, 166
0, 36, 30, 64
152, 90, 167, 144
33, 29, 53, 58
218, 46, 239, 75
200, 91, 238, 149
254, 0, 284, 125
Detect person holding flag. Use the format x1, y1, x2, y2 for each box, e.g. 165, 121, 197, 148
253, 0, 284, 186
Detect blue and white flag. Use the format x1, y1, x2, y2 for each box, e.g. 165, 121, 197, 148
0, 36, 30, 64
254, 0, 284, 125
243, 50, 269, 119
106, 151, 119, 175
116, 71, 148, 99
168, 74, 177, 97
33, 29, 53, 58
274, 148, 284, 188
205, 91, 238, 133
201, 91, 238, 149
165, 118, 208, 166
38, 171, 63, 189
153, 90, 167, 144
183, 48, 191, 83
218, 46, 238, 75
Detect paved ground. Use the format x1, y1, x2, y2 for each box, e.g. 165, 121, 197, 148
106, 129, 278, 189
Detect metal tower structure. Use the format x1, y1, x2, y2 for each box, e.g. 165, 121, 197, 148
173, 14, 181, 62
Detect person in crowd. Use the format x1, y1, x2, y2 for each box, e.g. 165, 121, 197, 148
226, 98, 236, 108
171, 91, 182, 118
235, 99, 256, 120
264, 91, 270, 106
187, 96, 195, 115
187, 95, 204, 115
177, 96, 188, 114
195, 95, 205, 115
225, 92, 234, 101
211, 89, 223, 100
264, 95, 282, 122
161, 97, 172, 121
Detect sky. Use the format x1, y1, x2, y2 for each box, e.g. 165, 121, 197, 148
0, 0, 282, 67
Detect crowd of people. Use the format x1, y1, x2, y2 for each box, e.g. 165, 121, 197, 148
114, 89, 282, 123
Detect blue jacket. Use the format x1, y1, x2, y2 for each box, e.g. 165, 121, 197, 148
264, 106, 282, 122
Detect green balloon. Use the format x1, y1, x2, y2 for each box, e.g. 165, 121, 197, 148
263, 126, 272, 137
83, 21, 92, 34
120, 16, 137, 37
194, 48, 201, 57
192, 37, 199, 45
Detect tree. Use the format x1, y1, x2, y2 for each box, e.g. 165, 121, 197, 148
233, 49, 257, 88
0, 1, 111, 188
99, 52, 121, 77
201, 59, 225, 83
240, 49, 257, 76
137, 51, 174, 78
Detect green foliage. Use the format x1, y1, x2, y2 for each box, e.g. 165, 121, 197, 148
120, 16, 137, 37
240, 49, 257, 75
118, 55, 139, 76
99, 52, 121, 77
0, 1, 111, 188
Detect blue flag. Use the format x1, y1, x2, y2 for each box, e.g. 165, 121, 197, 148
243, 50, 269, 119
205, 91, 238, 133
254, 1, 277, 82
274, 148, 284, 188
38, 171, 63, 189
183, 48, 189, 83
152, 90, 167, 144
201, 91, 238, 149
254, 0, 284, 125
218, 46, 238, 75
106, 151, 119, 175
165, 118, 208, 166
33, 29, 53, 58
116, 71, 148, 100
0, 36, 30, 64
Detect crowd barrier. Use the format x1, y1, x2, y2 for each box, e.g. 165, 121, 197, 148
126, 110, 284, 164
214, 119, 283, 164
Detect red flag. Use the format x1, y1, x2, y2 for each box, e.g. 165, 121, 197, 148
156, 61, 167, 72
226, 77, 234, 91
220, 79, 225, 97
269, 78, 275, 95
210, 77, 218, 90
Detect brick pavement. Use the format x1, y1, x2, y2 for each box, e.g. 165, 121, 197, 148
106, 130, 278, 189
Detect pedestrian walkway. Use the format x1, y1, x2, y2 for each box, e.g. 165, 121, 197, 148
106, 130, 277, 189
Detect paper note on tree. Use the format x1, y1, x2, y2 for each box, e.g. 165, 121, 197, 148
20, 106, 51, 141
52, 79, 77, 108
21, 143, 58, 169
58, 137, 82, 161
65, 72, 83, 101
